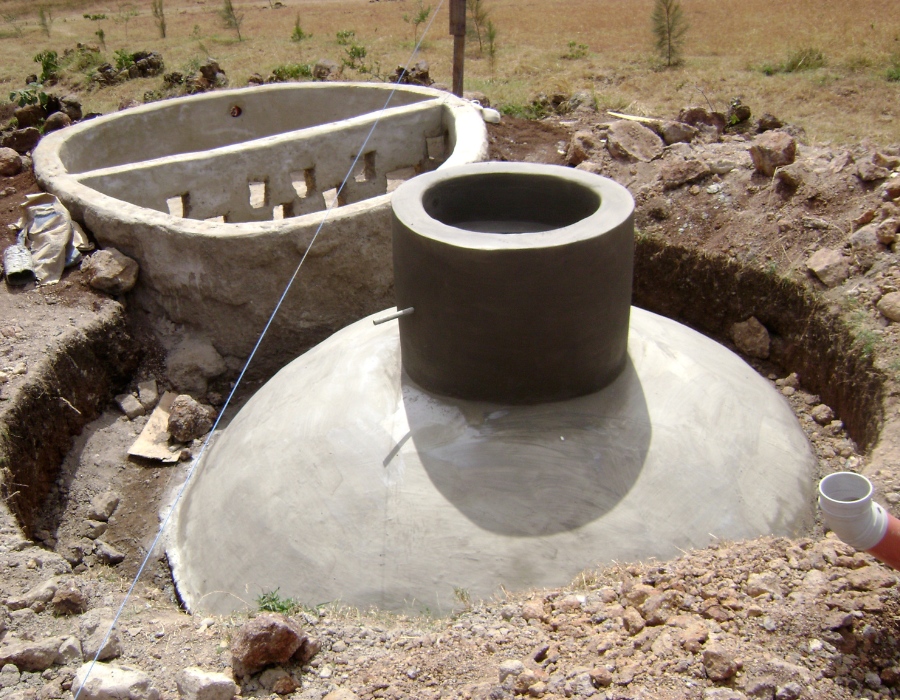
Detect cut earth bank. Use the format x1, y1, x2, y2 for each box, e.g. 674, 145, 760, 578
1, 101, 900, 700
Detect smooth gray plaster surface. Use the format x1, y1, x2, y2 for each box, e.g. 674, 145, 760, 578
167, 308, 816, 615
392, 164, 635, 403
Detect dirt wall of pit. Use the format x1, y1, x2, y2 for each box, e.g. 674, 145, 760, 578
633, 237, 884, 450
0, 302, 140, 537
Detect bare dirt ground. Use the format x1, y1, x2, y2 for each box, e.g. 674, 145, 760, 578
2, 101, 900, 700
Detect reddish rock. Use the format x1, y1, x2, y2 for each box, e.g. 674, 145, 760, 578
231, 613, 318, 677
167, 395, 215, 442
749, 131, 796, 176
660, 157, 710, 189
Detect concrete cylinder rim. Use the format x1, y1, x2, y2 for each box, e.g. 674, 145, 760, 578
391, 162, 635, 250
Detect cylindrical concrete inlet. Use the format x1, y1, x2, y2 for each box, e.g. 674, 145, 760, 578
391, 163, 635, 403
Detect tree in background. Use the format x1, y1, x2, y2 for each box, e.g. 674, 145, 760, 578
402, 1, 432, 45
151, 0, 166, 39
651, 0, 688, 67
486, 20, 497, 81
221, 0, 244, 41
467, 0, 490, 54
38, 6, 53, 37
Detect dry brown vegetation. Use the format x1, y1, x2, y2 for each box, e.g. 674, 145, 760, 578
0, 0, 898, 143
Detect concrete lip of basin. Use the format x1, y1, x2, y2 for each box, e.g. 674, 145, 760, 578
166, 307, 817, 615
32, 83, 489, 374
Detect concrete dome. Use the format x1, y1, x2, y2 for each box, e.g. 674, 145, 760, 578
167, 307, 816, 615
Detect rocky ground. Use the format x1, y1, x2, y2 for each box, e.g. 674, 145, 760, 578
1, 95, 900, 700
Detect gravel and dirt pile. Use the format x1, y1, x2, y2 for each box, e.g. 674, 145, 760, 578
1, 99, 900, 700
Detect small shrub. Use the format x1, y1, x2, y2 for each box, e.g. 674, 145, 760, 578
887, 54, 900, 82
95, 28, 107, 50
402, 0, 432, 45
651, 0, 688, 67
336, 29, 355, 45
220, 0, 244, 41
38, 6, 53, 37
782, 47, 825, 72
115, 3, 139, 40
2, 13, 24, 37
467, 0, 490, 54
257, 588, 299, 614
291, 14, 310, 42
34, 50, 59, 83
486, 20, 498, 80
563, 40, 588, 60
151, 0, 166, 39
83, 13, 107, 20
9, 82, 49, 108
271, 63, 313, 81
342, 42, 367, 71
114, 49, 136, 71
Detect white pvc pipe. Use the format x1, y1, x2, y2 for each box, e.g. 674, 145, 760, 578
818, 472, 888, 551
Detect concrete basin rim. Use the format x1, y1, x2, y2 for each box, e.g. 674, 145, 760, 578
391, 162, 635, 250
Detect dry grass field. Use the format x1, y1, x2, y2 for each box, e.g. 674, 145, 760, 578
0, 0, 898, 144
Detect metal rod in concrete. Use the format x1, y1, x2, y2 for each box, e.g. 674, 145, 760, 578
373, 307, 415, 325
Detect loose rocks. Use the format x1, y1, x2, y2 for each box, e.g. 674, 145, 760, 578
73, 662, 160, 700
176, 667, 237, 700
731, 316, 770, 358
877, 291, 900, 322
0, 147, 22, 177
749, 131, 796, 176
231, 613, 319, 678
167, 395, 214, 443
606, 120, 664, 163
806, 248, 850, 288
81, 248, 139, 295
165, 337, 226, 396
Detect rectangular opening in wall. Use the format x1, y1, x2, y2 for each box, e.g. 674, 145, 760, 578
290, 170, 308, 198
273, 205, 284, 220
386, 166, 418, 194
205, 215, 226, 223
322, 188, 339, 209
166, 194, 187, 217
353, 151, 376, 183
249, 181, 267, 209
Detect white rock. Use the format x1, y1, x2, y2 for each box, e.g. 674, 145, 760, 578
498, 659, 525, 682
137, 379, 159, 410
89, 492, 120, 522
806, 248, 850, 288
73, 662, 160, 700
166, 337, 227, 396
79, 610, 124, 661
177, 666, 237, 700
115, 393, 145, 420
877, 292, 900, 323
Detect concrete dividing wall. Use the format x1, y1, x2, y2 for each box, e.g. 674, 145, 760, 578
34, 83, 488, 377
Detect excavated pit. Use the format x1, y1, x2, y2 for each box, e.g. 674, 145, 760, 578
0, 237, 885, 607
1, 99, 888, 613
